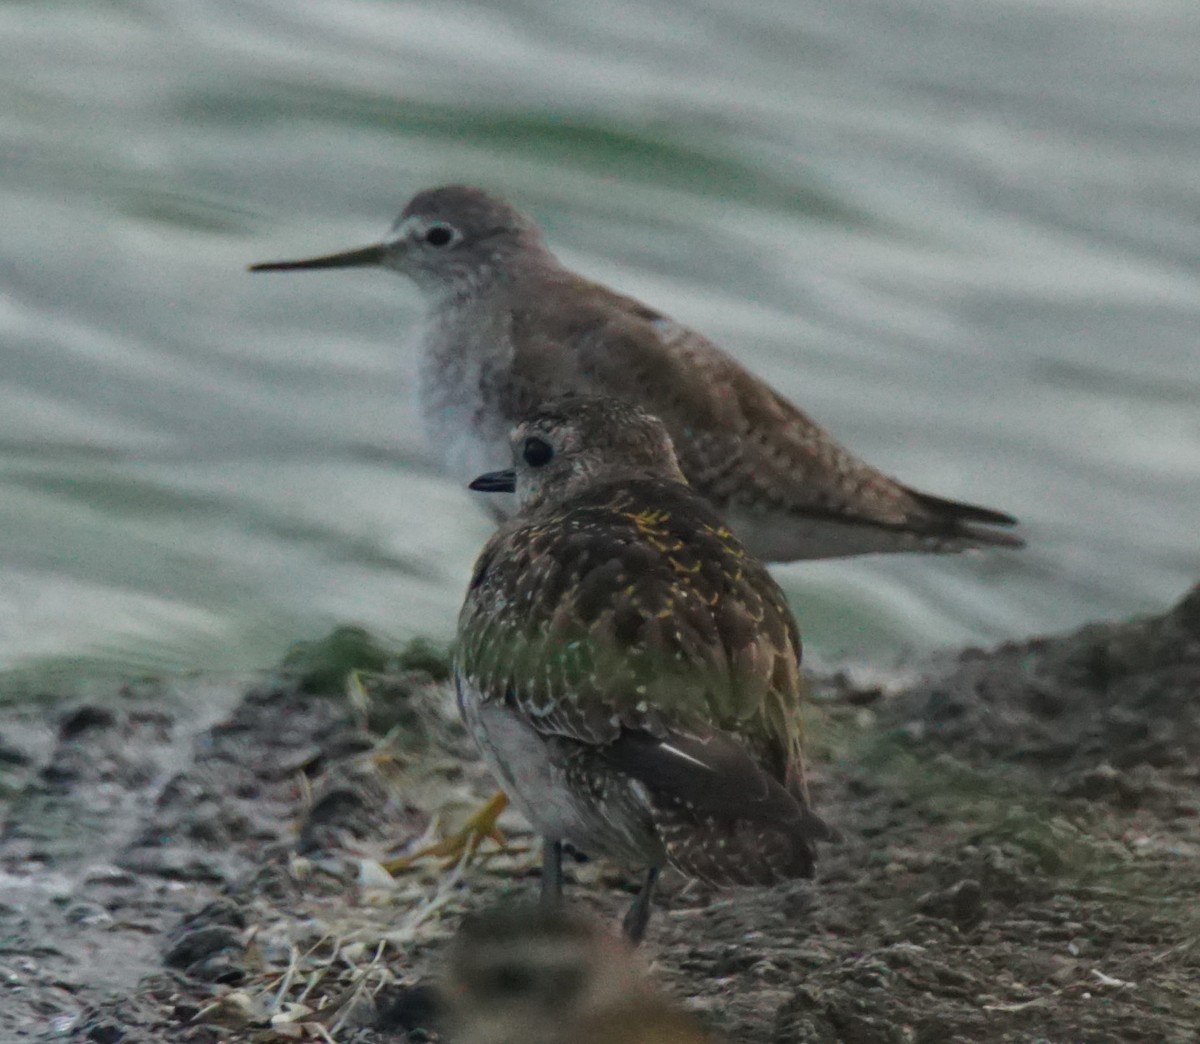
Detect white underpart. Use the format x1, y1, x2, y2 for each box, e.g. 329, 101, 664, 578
456, 677, 667, 864
417, 302, 517, 513
458, 681, 590, 842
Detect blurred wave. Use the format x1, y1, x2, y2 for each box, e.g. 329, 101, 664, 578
0, 0, 1196, 679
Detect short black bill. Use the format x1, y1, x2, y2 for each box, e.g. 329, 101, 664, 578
468, 469, 516, 493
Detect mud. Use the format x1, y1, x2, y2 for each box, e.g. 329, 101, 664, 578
2, 588, 1198, 1043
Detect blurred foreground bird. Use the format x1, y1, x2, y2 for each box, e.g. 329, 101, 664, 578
454, 396, 833, 942
444, 903, 724, 1044
251, 184, 1022, 560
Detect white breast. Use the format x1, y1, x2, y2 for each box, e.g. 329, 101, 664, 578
416, 308, 517, 512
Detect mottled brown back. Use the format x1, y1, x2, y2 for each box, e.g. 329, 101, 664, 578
456, 476, 830, 881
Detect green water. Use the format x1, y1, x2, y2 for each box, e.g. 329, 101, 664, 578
1, 0, 1197, 684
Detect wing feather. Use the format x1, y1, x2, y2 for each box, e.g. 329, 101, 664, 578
511, 276, 1021, 551
456, 482, 803, 772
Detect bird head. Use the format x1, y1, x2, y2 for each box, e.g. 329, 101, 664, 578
469, 396, 688, 511
250, 184, 548, 299
443, 904, 645, 1044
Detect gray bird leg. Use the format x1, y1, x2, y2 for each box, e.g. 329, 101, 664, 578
622, 866, 660, 945
541, 839, 564, 907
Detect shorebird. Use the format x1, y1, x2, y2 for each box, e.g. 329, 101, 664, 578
251, 183, 1022, 561
454, 397, 833, 943
444, 903, 724, 1044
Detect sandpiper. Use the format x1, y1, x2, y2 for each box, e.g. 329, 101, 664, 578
251, 184, 1022, 560
454, 396, 833, 943
444, 903, 724, 1044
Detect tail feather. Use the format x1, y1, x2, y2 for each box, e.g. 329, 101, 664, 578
657, 815, 817, 886
600, 730, 832, 885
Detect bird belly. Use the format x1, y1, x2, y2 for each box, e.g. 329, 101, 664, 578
466, 697, 590, 842
457, 680, 664, 866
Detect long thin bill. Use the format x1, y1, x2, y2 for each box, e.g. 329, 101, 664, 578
248, 243, 387, 272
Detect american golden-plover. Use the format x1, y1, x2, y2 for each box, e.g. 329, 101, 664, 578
454, 396, 833, 942
444, 903, 724, 1044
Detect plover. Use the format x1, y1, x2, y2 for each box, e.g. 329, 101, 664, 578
454, 396, 833, 942
444, 903, 723, 1044
251, 184, 1022, 560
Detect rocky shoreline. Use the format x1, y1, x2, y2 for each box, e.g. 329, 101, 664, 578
2, 589, 1198, 1042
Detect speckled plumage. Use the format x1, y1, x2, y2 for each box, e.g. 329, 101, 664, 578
252, 184, 1022, 559
455, 398, 832, 935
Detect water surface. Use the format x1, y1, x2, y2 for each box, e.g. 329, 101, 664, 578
1, 0, 1197, 683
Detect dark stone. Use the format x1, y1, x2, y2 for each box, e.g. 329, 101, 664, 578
374, 982, 442, 1034
163, 925, 243, 971
915, 879, 984, 927
58, 705, 117, 739
183, 955, 246, 985
117, 848, 228, 883
176, 899, 248, 931
0, 738, 30, 766
297, 786, 371, 853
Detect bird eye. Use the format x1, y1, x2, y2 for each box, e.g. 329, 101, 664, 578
522, 437, 554, 468
424, 224, 456, 247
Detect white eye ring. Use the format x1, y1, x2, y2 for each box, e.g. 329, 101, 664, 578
422, 222, 459, 248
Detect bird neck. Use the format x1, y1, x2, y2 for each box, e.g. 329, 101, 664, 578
415, 239, 561, 309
